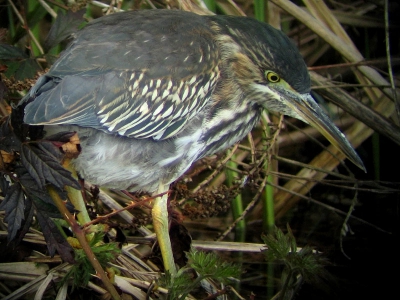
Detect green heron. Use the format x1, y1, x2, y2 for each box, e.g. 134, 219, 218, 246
18, 9, 364, 274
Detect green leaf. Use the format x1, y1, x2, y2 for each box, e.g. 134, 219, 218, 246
15, 59, 41, 80
262, 226, 292, 261
262, 225, 329, 292
44, 9, 86, 52
187, 249, 241, 283
158, 269, 192, 300
158, 249, 240, 299
5, 59, 40, 80
0, 44, 28, 59
4, 61, 19, 77
31, 196, 61, 218
286, 224, 297, 253
60, 233, 120, 289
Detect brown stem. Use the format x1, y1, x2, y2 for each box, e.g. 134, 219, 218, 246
48, 186, 121, 300
82, 193, 166, 228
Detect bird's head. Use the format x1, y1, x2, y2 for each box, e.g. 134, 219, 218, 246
212, 15, 365, 171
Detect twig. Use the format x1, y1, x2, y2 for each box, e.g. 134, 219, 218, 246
7, 0, 44, 55
308, 57, 400, 70
84, 182, 154, 237
270, 0, 398, 102
47, 186, 121, 300
267, 181, 391, 234
384, 0, 399, 118
191, 143, 239, 194
217, 176, 268, 241
37, 0, 57, 18
82, 192, 167, 228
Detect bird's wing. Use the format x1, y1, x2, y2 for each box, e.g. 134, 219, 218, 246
23, 10, 220, 140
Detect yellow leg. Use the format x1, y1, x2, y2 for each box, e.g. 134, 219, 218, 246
152, 184, 177, 275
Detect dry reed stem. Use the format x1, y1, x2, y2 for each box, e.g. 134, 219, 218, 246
264, 0, 397, 218
312, 72, 400, 146
274, 86, 395, 218
271, 0, 397, 100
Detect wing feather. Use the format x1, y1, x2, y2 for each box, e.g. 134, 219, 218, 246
23, 10, 221, 140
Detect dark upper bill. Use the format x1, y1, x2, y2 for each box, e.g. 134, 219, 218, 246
288, 93, 366, 172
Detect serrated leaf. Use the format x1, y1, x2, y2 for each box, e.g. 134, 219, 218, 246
9, 3, 48, 45
0, 183, 25, 241
14, 197, 35, 245
25, 182, 71, 211
43, 53, 59, 65
187, 249, 240, 283
36, 210, 75, 263
26, 3, 48, 31
37, 140, 64, 162
31, 196, 62, 218
262, 227, 292, 261
18, 168, 58, 204
158, 270, 192, 299
44, 9, 86, 52
20, 142, 81, 190
17, 167, 76, 216
13, 59, 41, 80
286, 224, 297, 253
0, 44, 28, 59
0, 118, 22, 152
4, 59, 40, 80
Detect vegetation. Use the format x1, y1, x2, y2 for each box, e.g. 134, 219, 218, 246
0, 0, 398, 299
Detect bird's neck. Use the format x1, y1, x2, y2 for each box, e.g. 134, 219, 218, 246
199, 83, 263, 158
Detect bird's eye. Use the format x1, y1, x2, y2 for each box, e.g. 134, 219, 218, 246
266, 71, 280, 83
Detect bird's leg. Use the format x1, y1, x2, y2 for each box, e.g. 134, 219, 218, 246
152, 183, 177, 275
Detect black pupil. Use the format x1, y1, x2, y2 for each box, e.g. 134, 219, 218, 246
270, 75, 278, 81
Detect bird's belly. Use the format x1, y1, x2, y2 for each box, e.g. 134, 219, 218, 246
62, 126, 204, 193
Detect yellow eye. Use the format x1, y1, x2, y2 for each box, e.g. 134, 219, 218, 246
266, 71, 280, 83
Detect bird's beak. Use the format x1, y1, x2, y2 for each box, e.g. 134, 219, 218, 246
288, 93, 365, 171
